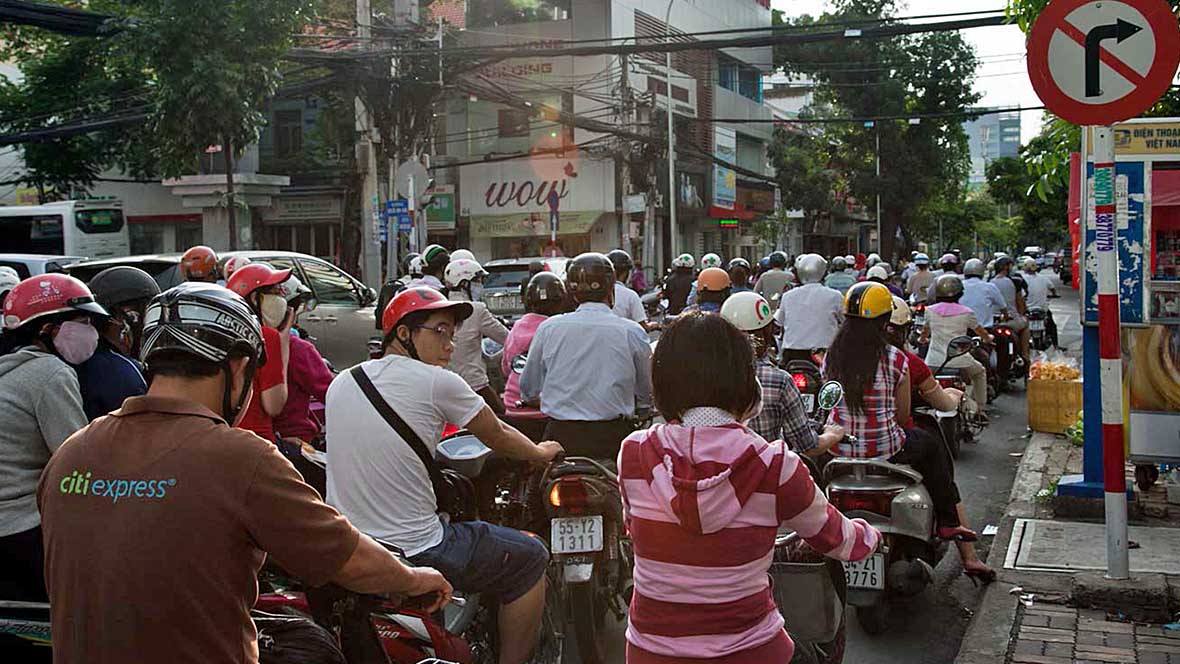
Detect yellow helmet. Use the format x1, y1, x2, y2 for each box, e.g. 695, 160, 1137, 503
844, 281, 894, 319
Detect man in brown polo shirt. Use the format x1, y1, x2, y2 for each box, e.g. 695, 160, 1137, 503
37, 283, 451, 664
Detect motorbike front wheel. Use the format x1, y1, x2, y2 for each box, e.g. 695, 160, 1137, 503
570, 581, 609, 664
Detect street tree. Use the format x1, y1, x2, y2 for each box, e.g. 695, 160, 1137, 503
772, 0, 979, 260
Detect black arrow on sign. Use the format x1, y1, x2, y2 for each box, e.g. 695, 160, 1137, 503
1085, 18, 1143, 97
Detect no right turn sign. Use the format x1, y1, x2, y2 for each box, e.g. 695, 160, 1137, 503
1027, 0, 1180, 125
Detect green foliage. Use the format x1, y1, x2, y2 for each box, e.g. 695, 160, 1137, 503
985, 128, 1070, 249
768, 124, 840, 219
771, 0, 979, 259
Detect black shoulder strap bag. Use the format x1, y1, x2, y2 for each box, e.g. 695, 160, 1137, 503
348, 365, 461, 518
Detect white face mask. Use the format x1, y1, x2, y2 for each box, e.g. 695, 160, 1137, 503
468, 283, 484, 302
260, 294, 288, 328
54, 320, 99, 365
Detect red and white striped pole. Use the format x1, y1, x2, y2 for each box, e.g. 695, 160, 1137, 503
1092, 125, 1129, 580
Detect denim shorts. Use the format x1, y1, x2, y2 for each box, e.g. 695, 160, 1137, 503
409, 520, 548, 604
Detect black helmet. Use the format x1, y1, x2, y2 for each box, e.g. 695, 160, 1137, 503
933, 274, 964, 301
140, 282, 266, 423
606, 249, 633, 276
525, 272, 567, 316
565, 252, 615, 301
994, 256, 1015, 274
421, 244, 450, 272
401, 252, 421, 275
768, 251, 788, 269
88, 266, 161, 310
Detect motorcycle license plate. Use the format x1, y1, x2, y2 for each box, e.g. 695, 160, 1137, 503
843, 554, 885, 590
800, 393, 815, 412
1030, 320, 1045, 332
551, 516, 603, 554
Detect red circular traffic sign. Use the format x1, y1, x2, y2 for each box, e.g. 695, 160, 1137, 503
1027, 0, 1180, 126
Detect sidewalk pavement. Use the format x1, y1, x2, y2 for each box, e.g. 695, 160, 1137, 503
955, 432, 1180, 664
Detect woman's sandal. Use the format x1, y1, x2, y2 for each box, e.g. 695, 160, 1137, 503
963, 566, 997, 587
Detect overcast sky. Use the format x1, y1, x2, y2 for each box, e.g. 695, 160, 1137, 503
771, 1, 1045, 144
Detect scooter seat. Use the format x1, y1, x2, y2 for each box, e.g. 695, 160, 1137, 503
823, 456, 924, 486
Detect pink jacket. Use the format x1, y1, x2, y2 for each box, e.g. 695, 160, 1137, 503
618, 413, 880, 662
500, 313, 547, 419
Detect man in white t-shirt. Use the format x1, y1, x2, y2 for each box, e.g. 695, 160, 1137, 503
606, 249, 647, 325
326, 286, 563, 664
1022, 257, 1059, 347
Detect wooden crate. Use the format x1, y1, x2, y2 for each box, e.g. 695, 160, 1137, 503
1027, 379, 1083, 434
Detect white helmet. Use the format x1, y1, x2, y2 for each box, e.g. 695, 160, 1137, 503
444, 258, 488, 288
890, 296, 912, 326
844, 255, 856, 266
277, 273, 312, 304
877, 262, 893, 276
1022, 257, 1038, 272
994, 251, 1008, 259
796, 253, 827, 284
700, 253, 722, 269
867, 265, 890, 281
866, 253, 882, 268
672, 253, 696, 269
720, 291, 774, 332
964, 258, 986, 277
408, 256, 424, 277
0, 266, 20, 295
222, 255, 252, 280
450, 249, 475, 263
914, 253, 931, 266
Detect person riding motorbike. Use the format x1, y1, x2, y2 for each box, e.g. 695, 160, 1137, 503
75, 266, 161, 420
408, 244, 449, 291
727, 257, 753, 293
619, 311, 880, 664
959, 258, 1009, 330
991, 256, 1029, 366
502, 272, 567, 442
520, 252, 652, 460
777, 253, 843, 363
180, 245, 219, 283
0, 274, 104, 601
754, 250, 793, 309
664, 253, 696, 316
861, 252, 882, 279
824, 255, 856, 294
226, 262, 293, 442
867, 264, 904, 298
885, 297, 995, 580
722, 291, 841, 458
218, 255, 252, 287
273, 273, 334, 450
906, 253, 935, 303
687, 267, 732, 313
325, 286, 561, 664
921, 274, 992, 421
823, 282, 984, 550
685, 253, 723, 307
38, 282, 452, 663
445, 258, 510, 416
1022, 256, 1059, 348
607, 249, 647, 324
398, 252, 421, 287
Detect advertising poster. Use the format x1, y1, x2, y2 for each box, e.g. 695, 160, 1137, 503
713, 127, 737, 210
1083, 161, 1147, 324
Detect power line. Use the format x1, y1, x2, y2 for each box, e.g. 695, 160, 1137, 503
728, 105, 1045, 125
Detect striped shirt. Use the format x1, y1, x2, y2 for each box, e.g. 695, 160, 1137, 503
824, 347, 909, 459
618, 408, 881, 663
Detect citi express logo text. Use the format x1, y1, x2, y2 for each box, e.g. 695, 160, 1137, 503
59, 470, 176, 503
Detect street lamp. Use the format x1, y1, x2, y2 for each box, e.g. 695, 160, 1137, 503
665, 0, 677, 259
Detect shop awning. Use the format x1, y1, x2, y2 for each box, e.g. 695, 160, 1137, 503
708, 204, 758, 221
1153, 169, 1180, 207
469, 211, 609, 238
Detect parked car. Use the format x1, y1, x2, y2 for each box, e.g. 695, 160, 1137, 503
481, 256, 570, 324
66, 251, 377, 368
0, 253, 87, 279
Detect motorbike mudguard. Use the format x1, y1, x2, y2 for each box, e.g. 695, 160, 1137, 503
562, 559, 595, 584
846, 588, 884, 608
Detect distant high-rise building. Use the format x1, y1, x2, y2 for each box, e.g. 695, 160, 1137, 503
964, 109, 1021, 190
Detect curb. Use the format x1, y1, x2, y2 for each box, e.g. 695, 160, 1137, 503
954, 433, 1059, 664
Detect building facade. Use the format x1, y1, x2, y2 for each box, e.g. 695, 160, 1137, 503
964, 108, 1021, 190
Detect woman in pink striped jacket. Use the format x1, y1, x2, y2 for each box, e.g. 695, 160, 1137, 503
619, 312, 881, 664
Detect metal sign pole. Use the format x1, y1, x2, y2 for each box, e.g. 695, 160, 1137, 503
1092, 125, 1129, 580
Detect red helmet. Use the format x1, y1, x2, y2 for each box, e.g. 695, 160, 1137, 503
226, 263, 292, 300
3, 274, 108, 331
381, 286, 473, 336
180, 246, 218, 280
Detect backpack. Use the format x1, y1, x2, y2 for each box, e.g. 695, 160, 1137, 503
254, 611, 346, 664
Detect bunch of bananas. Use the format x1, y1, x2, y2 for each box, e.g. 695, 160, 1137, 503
1128, 326, 1180, 411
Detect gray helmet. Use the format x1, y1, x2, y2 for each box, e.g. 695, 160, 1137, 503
796, 253, 827, 284
934, 274, 964, 300
866, 253, 882, 268
964, 258, 986, 277
831, 256, 848, 271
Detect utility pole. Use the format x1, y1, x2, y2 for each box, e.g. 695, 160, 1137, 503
875, 123, 881, 257
664, 0, 677, 260
356, 0, 381, 288
618, 53, 632, 254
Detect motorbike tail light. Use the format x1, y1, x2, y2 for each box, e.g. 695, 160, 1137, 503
998, 328, 1012, 336
829, 488, 901, 517
792, 373, 809, 390
549, 478, 590, 510
937, 377, 956, 389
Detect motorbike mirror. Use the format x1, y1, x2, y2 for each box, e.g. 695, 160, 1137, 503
817, 381, 844, 410
947, 335, 975, 359
511, 353, 528, 374
304, 297, 318, 312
